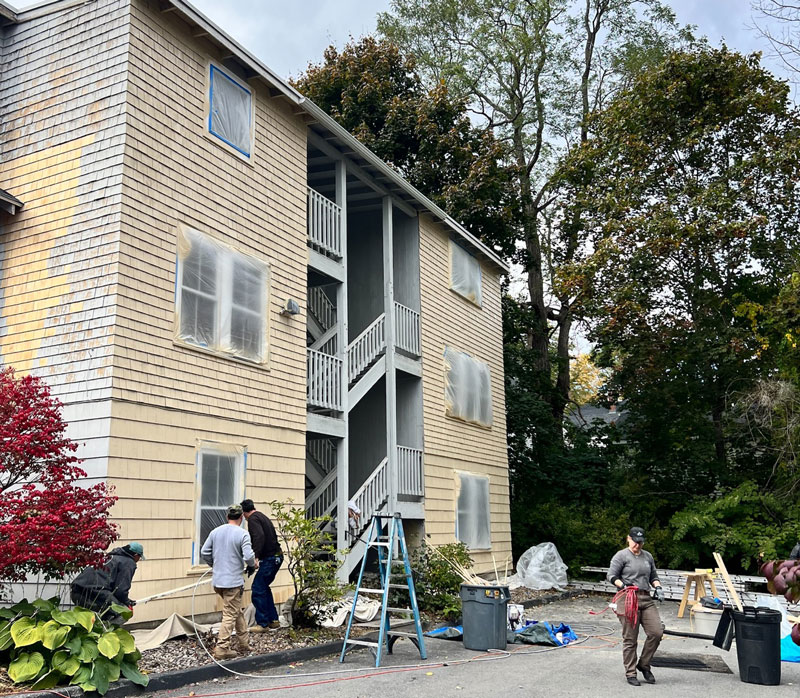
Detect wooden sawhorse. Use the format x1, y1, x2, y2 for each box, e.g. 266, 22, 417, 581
677, 570, 721, 618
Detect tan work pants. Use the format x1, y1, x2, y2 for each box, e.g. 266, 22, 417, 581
215, 586, 248, 650
618, 591, 663, 677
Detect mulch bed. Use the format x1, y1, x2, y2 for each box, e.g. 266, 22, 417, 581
138, 624, 372, 674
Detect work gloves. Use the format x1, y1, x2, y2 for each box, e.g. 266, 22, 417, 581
653, 587, 664, 602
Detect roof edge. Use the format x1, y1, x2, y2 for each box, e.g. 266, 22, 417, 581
168, 0, 508, 274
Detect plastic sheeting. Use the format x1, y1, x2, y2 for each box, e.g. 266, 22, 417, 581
444, 346, 493, 426
196, 442, 245, 560
176, 225, 268, 364
209, 65, 252, 157
455, 472, 491, 550
506, 543, 568, 591
450, 241, 482, 306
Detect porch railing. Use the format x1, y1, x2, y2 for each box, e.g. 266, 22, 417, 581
305, 467, 337, 520
350, 457, 389, 527
393, 302, 421, 357
347, 313, 386, 384
308, 438, 337, 476
307, 349, 343, 411
397, 446, 424, 497
307, 187, 342, 259
308, 286, 336, 332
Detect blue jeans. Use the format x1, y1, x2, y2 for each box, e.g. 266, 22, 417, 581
252, 555, 282, 626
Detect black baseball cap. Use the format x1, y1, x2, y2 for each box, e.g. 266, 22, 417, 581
629, 527, 646, 543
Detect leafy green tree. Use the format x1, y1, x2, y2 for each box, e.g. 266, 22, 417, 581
293, 37, 519, 257
379, 0, 689, 432
558, 48, 800, 496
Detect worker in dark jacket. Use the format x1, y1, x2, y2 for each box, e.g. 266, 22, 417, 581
71, 543, 144, 625
241, 499, 283, 631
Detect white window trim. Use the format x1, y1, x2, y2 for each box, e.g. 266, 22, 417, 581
455, 470, 491, 551
449, 239, 483, 308
174, 224, 270, 366
192, 442, 246, 566
204, 61, 255, 164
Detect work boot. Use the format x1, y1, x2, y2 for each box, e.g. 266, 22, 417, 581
213, 647, 238, 661
626, 676, 641, 686
636, 664, 655, 684
250, 625, 268, 634
237, 641, 250, 653
268, 621, 281, 630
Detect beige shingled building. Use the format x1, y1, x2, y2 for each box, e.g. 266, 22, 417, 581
0, 0, 511, 622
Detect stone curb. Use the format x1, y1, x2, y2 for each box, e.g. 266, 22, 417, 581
15, 639, 346, 698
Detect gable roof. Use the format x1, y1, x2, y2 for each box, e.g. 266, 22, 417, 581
4, 0, 509, 273
0, 188, 23, 214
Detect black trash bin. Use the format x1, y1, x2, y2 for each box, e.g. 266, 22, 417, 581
732, 606, 782, 685
459, 584, 510, 651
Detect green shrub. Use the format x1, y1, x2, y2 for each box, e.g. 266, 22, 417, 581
403, 542, 473, 622
269, 500, 344, 627
0, 597, 147, 694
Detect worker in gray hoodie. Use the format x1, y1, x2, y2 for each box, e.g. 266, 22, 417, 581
201, 504, 256, 660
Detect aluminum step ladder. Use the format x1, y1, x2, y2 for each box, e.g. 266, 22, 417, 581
339, 513, 427, 667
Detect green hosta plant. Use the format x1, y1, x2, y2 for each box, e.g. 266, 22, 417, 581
0, 597, 148, 693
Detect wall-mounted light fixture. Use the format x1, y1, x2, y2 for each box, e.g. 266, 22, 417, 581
280, 298, 301, 316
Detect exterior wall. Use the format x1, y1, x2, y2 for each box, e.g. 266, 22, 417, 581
0, 0, 130, 475
109, 0, 308, 620
418, 215, 511, 573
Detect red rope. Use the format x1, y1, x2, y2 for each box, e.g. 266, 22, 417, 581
589, 586, 639, 627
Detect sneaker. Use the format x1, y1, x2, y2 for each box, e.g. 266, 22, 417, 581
626, 676, 641, 687
268, 621, 281, 630
213, 647, 238, 661
636, 664, 655, 684
249, 625, 268, 634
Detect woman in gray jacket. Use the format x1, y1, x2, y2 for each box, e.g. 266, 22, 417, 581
607, 527, 665, 687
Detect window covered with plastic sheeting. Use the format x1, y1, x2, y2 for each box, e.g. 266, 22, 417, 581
449, 240, 482, 306
444, 346, 493, 426
176, 225, 269, 364
194, 443, 245, 565
456, 472, 491, 550
208, 64, 253, 158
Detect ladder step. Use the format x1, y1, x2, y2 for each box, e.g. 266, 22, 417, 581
386, 607, 413, 614
387, 583, 410, 589
369, 542, 391, 547
346, 639, 379, 648
387, 630, 421, 638
358, 620, 413, 628
357, 588, 386, 594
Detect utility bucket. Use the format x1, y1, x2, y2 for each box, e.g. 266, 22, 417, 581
732, 606, 782, 685
459, 584, 510, 651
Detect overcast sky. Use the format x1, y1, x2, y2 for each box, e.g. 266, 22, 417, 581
181, 0, 790, 84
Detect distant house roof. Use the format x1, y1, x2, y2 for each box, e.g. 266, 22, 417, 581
0, 188, 23, 214
568, 404, 627, 429
3, 0, 508, 273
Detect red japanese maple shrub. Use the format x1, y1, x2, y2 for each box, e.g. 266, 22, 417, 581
0, 368, 117, 587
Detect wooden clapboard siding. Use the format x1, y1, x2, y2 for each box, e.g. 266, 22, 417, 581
115, 0, 307, 429
418, 214, 511, 572
106, 400, 299, 620
100, 0, 308, 620
0, 0, 129, 407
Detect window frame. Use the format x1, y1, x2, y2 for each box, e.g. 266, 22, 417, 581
174, 224, 270, 366
455, 471, 491, 551
206, 62, 255, 161
449, 239, 483, 307
192, 442, 246, 566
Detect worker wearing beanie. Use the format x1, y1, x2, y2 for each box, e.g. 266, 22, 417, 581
201, 504, 256, 661
607, 527, 665, 687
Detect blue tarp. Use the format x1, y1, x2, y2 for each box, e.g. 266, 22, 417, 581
782, 635, 800, 663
